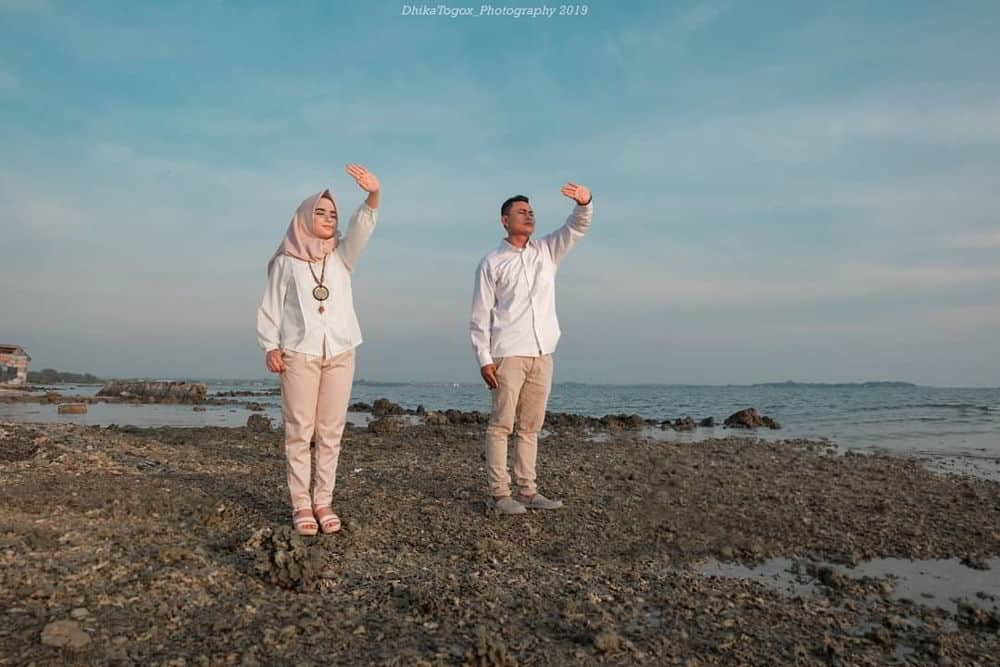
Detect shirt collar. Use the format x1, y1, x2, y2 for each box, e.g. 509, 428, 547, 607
497, 237, 534, 252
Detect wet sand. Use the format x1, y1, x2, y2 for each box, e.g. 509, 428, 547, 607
1, 419, 998, 665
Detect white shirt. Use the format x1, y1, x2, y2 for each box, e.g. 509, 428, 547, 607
470, 202, 593, 367
257, 203, 378, 358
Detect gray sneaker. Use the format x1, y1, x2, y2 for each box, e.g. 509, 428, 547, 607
516, 493, 564, 510
489, 496, 527, 515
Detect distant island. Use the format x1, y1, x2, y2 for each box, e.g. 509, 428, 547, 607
27, 368, 103, 384
354, 379, 413, 387
751, 381, 917, 388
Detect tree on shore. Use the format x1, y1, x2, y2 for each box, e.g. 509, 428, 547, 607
27, 368, 102, 384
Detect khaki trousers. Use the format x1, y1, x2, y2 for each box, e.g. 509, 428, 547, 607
485, 354, 554, 497
280, 348, 355, 511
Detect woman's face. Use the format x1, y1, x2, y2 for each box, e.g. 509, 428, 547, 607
313, 197, 338, 239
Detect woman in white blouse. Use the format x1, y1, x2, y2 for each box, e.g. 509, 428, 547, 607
256, 164, 381, 535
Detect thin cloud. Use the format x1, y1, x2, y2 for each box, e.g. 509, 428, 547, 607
0, 65, 21, 98
942, 230, 1000, 250
564, 255, 1000, 309
0, 0, 49, 9
677, 1, 730, 32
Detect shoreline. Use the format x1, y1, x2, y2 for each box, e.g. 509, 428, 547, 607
2, 419, 999, 664
3, 389, 999, 485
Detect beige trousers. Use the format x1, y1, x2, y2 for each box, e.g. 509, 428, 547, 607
280, 348, 355, 511
485, 354, 554, 497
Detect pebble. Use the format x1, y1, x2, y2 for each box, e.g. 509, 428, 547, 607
40, 620, 91, 649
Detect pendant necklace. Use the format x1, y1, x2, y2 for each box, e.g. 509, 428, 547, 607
308, 256, 330, 313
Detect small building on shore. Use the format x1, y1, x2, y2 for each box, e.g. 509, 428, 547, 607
0, 344, 31, 386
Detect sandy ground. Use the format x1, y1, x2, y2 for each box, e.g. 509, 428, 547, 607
1, 418, 999, 666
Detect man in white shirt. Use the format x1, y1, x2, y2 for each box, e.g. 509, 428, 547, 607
470, 182, 593, 514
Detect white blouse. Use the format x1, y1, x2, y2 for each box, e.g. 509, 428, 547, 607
256, 203, 378, 358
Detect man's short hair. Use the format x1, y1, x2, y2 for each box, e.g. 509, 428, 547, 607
501, 195, 529, 217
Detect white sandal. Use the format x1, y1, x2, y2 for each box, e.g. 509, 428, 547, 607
292, 509, 318, 536
313, 506, 341, 534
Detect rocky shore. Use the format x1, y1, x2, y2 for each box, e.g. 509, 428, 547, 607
1, 417, 998, 665
0, 386, 241, 408
354, 399, 780, 433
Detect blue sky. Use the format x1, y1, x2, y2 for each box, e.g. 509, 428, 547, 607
1, 0, 998, 385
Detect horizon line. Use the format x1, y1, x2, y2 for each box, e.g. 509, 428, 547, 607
33, 376, 1000, 390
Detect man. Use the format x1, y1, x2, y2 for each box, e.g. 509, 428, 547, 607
470, 182, 593, 514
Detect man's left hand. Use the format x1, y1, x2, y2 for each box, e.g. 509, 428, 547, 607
561, 182, 591, 206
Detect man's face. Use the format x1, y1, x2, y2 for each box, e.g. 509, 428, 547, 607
502, 201, 535, 237
313, 197, 338, 239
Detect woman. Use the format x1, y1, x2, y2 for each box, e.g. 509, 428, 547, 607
257, 164, 381, 535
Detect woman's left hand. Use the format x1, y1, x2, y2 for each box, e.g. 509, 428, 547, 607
346, 164, 380, 193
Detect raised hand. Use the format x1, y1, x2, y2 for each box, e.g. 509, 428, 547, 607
560, 182, 591, 206
346, 164, 380, 193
